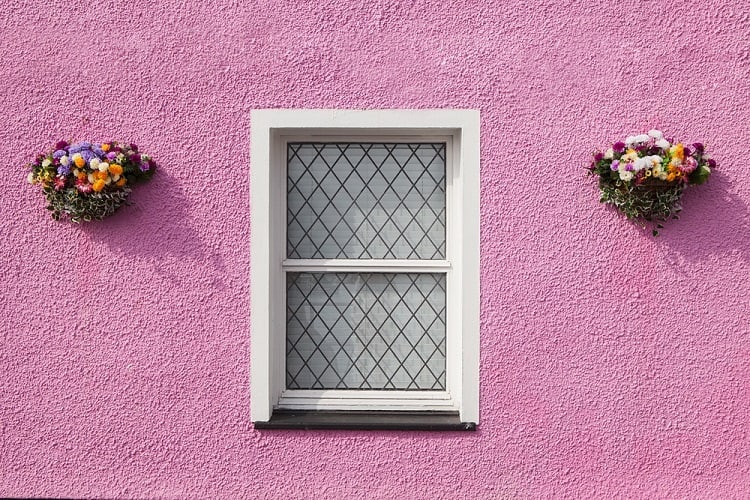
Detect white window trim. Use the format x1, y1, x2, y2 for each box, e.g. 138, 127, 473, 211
250, 109, 480, 425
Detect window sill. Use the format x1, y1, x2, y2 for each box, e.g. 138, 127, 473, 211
253, 410, 477, 431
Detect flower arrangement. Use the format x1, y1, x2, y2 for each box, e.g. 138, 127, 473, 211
589, 130, 713, 234
27, 141, 156, 222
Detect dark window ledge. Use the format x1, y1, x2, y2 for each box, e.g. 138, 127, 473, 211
254, 410, 476, 431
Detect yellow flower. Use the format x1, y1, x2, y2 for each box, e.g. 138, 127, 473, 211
101, 143, 110, 152
92, 179, 106, 192
622, 150, 639, 162
666, 172, 677, 182
670, 143, 684, 161
116, 177, 127, 187
108, 164, 123, 176
645, 169, 652, 177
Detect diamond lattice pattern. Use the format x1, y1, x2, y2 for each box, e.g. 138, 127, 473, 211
287, 143, 446, 259
286, 273, 446, 390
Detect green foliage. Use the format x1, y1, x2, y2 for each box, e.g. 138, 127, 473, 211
690, 165, 711, 185
43, 188, 132, 223
598, 181, 684, 221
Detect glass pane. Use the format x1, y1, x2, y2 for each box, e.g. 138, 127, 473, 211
286, 273, 446, 390
287, 143, 446, 259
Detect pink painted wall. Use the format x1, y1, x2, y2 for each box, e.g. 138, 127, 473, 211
2, 0, 749, 497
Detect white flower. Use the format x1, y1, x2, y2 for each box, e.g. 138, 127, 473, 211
619, 170, 634, 182
633, 157, 650, 171
73, 168, 80, 176
27, 172, 35, 184
670, 157, 682, 167
655, 138, 671, 150
105, 177, 112, 185
634, 134, 650, 143
112, 174, 120, 182
87, 173, 94, 183
648, 129, 663, 140
98, 162, 109, 172
604, 148, 614, 159
60, 155, 69, 166
625, 136, 636, 146
90, 158, 100, 169
41, 158, 51, 168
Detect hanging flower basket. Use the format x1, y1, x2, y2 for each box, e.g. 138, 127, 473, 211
27, 141, 156, 222
589, 130, 712, 234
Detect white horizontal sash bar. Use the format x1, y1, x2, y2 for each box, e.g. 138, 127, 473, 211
282, 259, 451, 273
277, 390, 457, 411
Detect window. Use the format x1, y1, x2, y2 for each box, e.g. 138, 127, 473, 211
250, 110, 479, 430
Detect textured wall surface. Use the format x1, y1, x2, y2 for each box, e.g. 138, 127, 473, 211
2, 0, 749, 498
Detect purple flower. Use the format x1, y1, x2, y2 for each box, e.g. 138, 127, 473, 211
625, 163, 634, 172
130, 153, 142, 164
57, 164, 71, 176
52, 149, 66, 159
55, 140, 68, 150
139, 160, 151, 172
80, 149, 96, 162
79, 141, 92, 149
692, 142, 704, 153
594, 152, 604, 162
613, 141, 626, 153
610, 160, 620, 171
106, 151, 118, 160
93, 146, 105, 157
707, 159, 716, 168
129, 143, 139, 152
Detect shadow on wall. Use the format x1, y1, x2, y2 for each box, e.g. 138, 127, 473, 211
660, 170, 750, 267
80, 169, 227, 288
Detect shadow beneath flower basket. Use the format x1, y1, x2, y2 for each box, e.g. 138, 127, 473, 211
655, 170, 750, 268
80, 169, 227, 288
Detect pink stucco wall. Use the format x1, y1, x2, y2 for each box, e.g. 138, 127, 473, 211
2, 0, 749, 498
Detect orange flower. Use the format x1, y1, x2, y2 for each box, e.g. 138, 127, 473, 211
92, 179, 106, 192
116, 177, 127, 187
77, 172, 87, 181
94, 171, 109, 181
108, 164, 123, 176
101, 143, 110, 152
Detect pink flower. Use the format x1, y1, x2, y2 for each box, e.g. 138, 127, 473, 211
683, 156, 698, 173
76, 178, 93, 193
54, 177, 66, 191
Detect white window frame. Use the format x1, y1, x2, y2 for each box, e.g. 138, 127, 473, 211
250, 109, 479, 425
